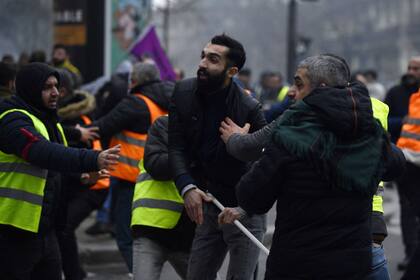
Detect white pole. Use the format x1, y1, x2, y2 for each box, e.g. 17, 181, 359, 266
104, 0, 112, 78
208, 193, 270, 256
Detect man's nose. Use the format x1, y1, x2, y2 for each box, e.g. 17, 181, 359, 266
199, 58, 207, 69
287, 88, 296, 99
52, 87, 59, 96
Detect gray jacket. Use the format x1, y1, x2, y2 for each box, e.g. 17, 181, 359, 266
226, 119, 277, 162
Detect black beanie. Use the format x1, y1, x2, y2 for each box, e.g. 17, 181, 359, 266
15, 62, 61, 111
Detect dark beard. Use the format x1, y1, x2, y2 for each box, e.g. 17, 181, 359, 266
401, 74, 419, 89
52, 58, 65, 66
196, 67, 227, 92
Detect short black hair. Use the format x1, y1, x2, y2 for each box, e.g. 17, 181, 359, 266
53, 44, 67, 52
211, 34, 246, 70
29, 50, 47, 63
0, 62, 17, 86
364, 69, 377, 80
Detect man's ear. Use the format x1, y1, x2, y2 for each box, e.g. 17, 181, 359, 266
227, 67, 239, 78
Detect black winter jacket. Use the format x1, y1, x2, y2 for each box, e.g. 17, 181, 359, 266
144, 116, 171, 181
169, 78, 267, 206
93, 80, 174, 139
226, 83, 405, 241
236, 85, 406, 279
133, 116, 195, 252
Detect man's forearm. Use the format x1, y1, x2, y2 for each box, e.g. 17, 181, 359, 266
226, 120, 276, 162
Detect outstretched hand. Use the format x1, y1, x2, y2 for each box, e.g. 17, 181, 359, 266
219, 117, 250, 143
80, 169, 110, 185
97, 145, 121, 170
76, 124, 100, 144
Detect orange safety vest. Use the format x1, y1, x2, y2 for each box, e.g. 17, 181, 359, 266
80, 115, 110, 190
109, 94, 167, 183
397, 89, 420, 152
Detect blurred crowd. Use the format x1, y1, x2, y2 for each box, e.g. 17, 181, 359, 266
0, 37, 420, 280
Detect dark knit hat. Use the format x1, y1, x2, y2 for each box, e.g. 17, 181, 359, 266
15, 62, 60, 110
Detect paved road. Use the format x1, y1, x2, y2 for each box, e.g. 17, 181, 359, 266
82, 186, 406, 279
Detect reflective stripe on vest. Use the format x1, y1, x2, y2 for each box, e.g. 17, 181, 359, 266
370, 98, 388, 214
0, 109, 67, 232
131, 161, 184, 229
404, 117, 420, 125
397, 90, 420, 151
109, 94, 167, 182
80, 115, 110, 190
0, 162, 48, 178
113, 133, 146, 147
400, 131, 420, 141
277, 86, 289, 102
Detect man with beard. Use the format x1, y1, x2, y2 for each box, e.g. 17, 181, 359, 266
0, 63, 120, 279
168, 34, 267, 280
51, 44, 83, 88
385, 56, 420, 271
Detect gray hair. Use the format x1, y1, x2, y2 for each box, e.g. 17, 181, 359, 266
131, 62, 160, 86
297, 55, 349, 89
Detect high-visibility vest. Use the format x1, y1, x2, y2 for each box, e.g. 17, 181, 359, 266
0, 109, 67, 232
397, 90, 420, 152
277, 86, 290, 102
371, 97, 389, 214
131, 161, 184, 229
109, 94, 167, 183
80, 115, 110, 190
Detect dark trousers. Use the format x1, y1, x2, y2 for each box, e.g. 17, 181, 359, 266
58, 189, 108, 280
0, 229, 62, 280
398, 162, 420, 280
111, 178, 134, 273
187, 203, 266, 280
396, 180, 418, 258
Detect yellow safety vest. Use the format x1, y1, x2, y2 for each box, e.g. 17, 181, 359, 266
277, 86, 290, 102
371, 97, 389, 213
0, 109, 67, 232
131, 161, 184, 229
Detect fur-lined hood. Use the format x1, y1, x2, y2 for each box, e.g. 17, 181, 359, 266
57, 90, 96, 120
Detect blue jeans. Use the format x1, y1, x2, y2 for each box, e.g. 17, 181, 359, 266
368, 245, 390, 280
187, 203, 266, 280
111, 178, 134, 273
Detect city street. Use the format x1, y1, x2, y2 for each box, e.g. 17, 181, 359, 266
1, 1, 419, 280
80, 186, 405, 280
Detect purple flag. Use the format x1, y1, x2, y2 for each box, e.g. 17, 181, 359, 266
130, 26, 176, 81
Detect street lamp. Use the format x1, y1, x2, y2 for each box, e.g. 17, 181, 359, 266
286, 0, 318, 83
